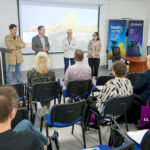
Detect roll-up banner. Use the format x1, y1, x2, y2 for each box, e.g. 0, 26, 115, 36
127, 20, 144, 57
107, 19, 127, 59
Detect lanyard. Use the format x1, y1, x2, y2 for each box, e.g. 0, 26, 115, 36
67, 38, 72, 45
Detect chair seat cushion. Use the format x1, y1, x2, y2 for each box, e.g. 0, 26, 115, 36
44, 114, 81, 127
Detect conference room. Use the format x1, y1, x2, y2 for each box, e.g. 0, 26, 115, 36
0, 0, 150, 150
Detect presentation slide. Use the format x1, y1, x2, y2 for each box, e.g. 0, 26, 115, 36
20, 3, 98, 53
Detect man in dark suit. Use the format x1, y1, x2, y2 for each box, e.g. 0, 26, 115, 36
32, 26, 50, 54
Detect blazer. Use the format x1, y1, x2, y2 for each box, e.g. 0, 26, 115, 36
134, 70, 150, 103
32, 35, 50, 54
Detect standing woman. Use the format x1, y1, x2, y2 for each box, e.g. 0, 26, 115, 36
88, 32, 102, 79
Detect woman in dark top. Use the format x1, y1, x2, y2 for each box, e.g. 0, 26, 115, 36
134, 55, 150, 105
27, 52, 56, 117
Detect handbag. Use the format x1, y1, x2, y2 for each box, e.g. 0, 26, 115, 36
140, 98, 150, 128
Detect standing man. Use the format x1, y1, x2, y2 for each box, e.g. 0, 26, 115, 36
62, 29, 76, 73
32, 26, 50, 54
5, 24, 25, 85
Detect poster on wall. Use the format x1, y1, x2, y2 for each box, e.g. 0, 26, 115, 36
107, 19, 127, 60
127, 20, 144, 57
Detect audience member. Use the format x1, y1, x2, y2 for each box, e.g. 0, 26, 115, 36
0, 86, 54, 150
64, 49, 91, 89
27, 52, 56, 117
134, 54, 150, 105
96, 61, 133, 113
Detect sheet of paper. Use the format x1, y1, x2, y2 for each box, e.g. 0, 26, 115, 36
127, 129, 148, 144
96, 86, 103, 90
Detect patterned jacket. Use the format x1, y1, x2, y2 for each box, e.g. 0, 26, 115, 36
88, 39, 102, 58
27, 69, 56, 87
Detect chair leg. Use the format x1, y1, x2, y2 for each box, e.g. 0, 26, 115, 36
81, 121, 86, 148
46, 123, 49, 137
71, 125, 74, 134
40, 117, 43, 132
54, 99, 56, 105
63, 95, 66, 104
97, 117, 102, 145
124, 114, 129, 131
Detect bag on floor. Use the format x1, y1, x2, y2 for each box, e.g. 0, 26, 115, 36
108, 125, 124, 147
140, 99, 150, 128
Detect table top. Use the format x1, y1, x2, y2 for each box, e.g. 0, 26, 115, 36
125, 56, 147, 62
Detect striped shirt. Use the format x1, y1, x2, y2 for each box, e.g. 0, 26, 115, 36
96, 78, 133, 113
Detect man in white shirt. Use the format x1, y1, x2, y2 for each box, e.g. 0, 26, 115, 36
62, 29, 76, 73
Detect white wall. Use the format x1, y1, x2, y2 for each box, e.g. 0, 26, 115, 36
0, 0, 149, 71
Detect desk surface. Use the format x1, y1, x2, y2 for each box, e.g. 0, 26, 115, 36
125, 56, 147, 62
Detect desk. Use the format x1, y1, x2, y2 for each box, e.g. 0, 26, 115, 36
125, 56, 147, 73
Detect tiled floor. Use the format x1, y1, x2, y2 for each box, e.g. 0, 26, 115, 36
12, 67, 137, 150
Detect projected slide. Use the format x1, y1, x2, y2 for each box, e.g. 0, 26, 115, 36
20, 3, 98, 53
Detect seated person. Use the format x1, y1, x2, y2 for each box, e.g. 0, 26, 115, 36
0, 86, 57, 150
64, 49, 91, 89
96, 61, 133, 113
27, 52, 56, 117
133, 54, 150, 105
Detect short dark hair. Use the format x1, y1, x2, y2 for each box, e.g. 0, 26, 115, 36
9, 24, 17, 30
112, 61, 127, 77
38, 26, 44, 31
0, 86, 18, 123
74, 49, 84, 61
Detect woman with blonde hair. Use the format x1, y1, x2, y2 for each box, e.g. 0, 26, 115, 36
27, 52, 55, 117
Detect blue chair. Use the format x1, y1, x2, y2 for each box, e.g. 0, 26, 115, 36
9, 83, 27, 107
81, 141, 135, 150
126, 73, 141, 86
62, 79, 92, 103
31, 81, 61, 128
42, 100, 87, 148
88, 95, 133, 145
92, 75, 114, 95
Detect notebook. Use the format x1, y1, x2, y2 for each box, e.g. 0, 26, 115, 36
126, 129, 148, 144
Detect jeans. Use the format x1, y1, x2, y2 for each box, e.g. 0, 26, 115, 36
7, 63, 22, 84
64, 57, 75, 73
13, 120, 48, 145
88, 58, 100, 77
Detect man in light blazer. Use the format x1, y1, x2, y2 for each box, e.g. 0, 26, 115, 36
32, 26, 50, 54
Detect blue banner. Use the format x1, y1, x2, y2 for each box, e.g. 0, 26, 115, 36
127, 20, 144, 57
108, 19, 127, 59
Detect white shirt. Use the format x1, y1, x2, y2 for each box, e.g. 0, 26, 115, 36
39, 35, 45, 48
62, 37, 76, 58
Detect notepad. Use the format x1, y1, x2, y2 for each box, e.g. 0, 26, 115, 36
127, 129, 148, 144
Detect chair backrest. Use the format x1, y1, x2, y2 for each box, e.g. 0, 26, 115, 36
50, 100, 86, 126
31, 81, 59, 100
114, 141, 135, 150
147, 46, 150, 55
127, 46, 140, 57
67, 79, 92, 97
141, 130, 150, 150
103, 96, 132, 119
126, 73, 141, 86
96, 76, 114, 86
9, 83, 25, 99
11, 107, 28, 129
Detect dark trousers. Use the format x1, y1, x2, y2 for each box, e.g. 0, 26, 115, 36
64, 57, 75, 73
88, 58, 100, 77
